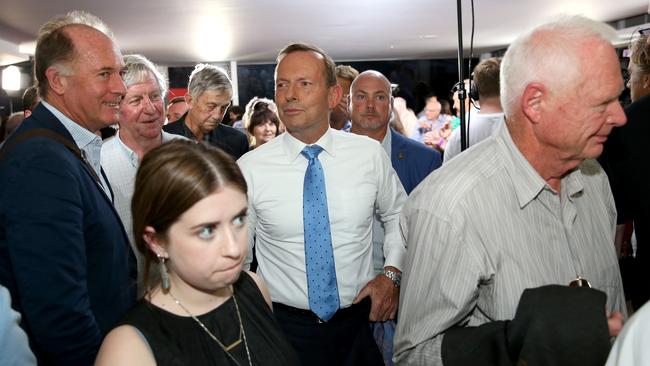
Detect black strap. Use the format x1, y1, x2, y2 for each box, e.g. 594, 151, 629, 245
0, 128, 103, 185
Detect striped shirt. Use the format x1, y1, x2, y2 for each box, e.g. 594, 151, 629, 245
101, 130, 186, 291
393, 122, 626, 365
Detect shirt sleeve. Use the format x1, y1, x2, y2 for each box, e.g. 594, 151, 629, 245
374, 146, 408, 271
393, 203, 482, 365
0, 286, 36, 366
237, 158, 256, 270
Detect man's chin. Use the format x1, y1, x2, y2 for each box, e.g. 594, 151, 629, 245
358, 120, 386, 130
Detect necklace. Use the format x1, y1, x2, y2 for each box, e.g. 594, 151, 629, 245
168, 290, 252, 366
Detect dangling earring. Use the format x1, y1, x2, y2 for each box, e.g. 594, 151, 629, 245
157, 254, 170, 293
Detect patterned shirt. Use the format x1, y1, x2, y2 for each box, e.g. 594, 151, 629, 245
394, 122, 626, 365
101, 130, 185, 289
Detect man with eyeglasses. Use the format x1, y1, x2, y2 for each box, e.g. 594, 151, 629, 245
395, 15, 627, 366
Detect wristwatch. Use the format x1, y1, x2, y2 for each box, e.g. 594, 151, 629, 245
383, 268, 402, 287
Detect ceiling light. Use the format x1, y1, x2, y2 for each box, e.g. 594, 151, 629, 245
2, 65, 21, 91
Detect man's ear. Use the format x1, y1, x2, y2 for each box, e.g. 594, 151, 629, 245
642, 73, 650, 90
520, 82, 545, 124
143, 226, 167, 258
45, 66, 68, 96
184, 94, 193, 110
328, 84, 342, 109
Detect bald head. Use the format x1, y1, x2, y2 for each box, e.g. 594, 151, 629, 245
349, 70, 394, 141
351, 70, 391, 95
500, 15, 618, 119
500, 15, 626, 176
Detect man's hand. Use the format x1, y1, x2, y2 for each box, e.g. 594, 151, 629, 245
607, 311, 624, 337
352, 267, 400, 322
335, 94, 349, 120
423, 130, 441, 148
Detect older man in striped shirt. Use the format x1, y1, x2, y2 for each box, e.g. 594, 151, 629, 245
395, 16, 627, 366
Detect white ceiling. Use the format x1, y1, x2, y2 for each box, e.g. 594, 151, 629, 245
0, 0, 648, 67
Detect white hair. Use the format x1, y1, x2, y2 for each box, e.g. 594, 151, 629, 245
500, 15, 618, 118
123, 54, 168, 97
187, 64, 232, 99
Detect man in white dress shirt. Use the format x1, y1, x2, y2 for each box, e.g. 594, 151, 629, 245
444, 57, 505, 163
101, 54, 184, 291
237, 43, 407, 366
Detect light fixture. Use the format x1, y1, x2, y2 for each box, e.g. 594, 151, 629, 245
2, 65, 21, 91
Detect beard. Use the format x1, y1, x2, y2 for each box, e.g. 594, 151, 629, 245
355, 115, 386, 130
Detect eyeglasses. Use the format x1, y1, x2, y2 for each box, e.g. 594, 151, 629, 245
639, 27, 650, 36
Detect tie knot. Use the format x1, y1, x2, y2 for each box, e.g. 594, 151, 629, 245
301, 145, 324, 160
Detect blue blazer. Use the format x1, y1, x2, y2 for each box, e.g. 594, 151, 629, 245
390, 128, 442, 194
0, 104, 136, 365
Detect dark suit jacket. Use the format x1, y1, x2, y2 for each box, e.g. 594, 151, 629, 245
163, 113, 249, 159
0, 103, 137, 365
390, 128, 442, 194
600, 94, 650, 306
442, 285, 611, 366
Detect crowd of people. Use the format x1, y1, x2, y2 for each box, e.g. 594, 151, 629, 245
0, 9, 648, 366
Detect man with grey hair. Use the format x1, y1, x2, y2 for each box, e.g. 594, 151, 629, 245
395, 16, 626, 365
102, 54, 186, 291
163, 63, 248, 158
0, 11, 135, 365
330, 64, 359, 131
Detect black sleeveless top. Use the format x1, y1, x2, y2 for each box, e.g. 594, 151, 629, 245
119, 272, 300, 366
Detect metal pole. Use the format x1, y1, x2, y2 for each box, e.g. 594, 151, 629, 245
456, 0, 467, 151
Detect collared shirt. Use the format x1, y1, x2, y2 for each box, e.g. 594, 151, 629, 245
394, 122, 626, 365
101, 130, 185, 287
443, 112, 504, 163
237, 128, 407, 310
41, 101, 112, 200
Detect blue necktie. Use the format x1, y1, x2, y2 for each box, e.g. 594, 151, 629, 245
301, 145, 340, 321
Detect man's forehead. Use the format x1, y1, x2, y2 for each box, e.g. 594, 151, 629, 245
66, 24, 114, 50
198, 90, 232, 103
67, 26, 123, 67
276, 51, 324, 76
126, 78, 160, 93
353, 74, 390, 94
